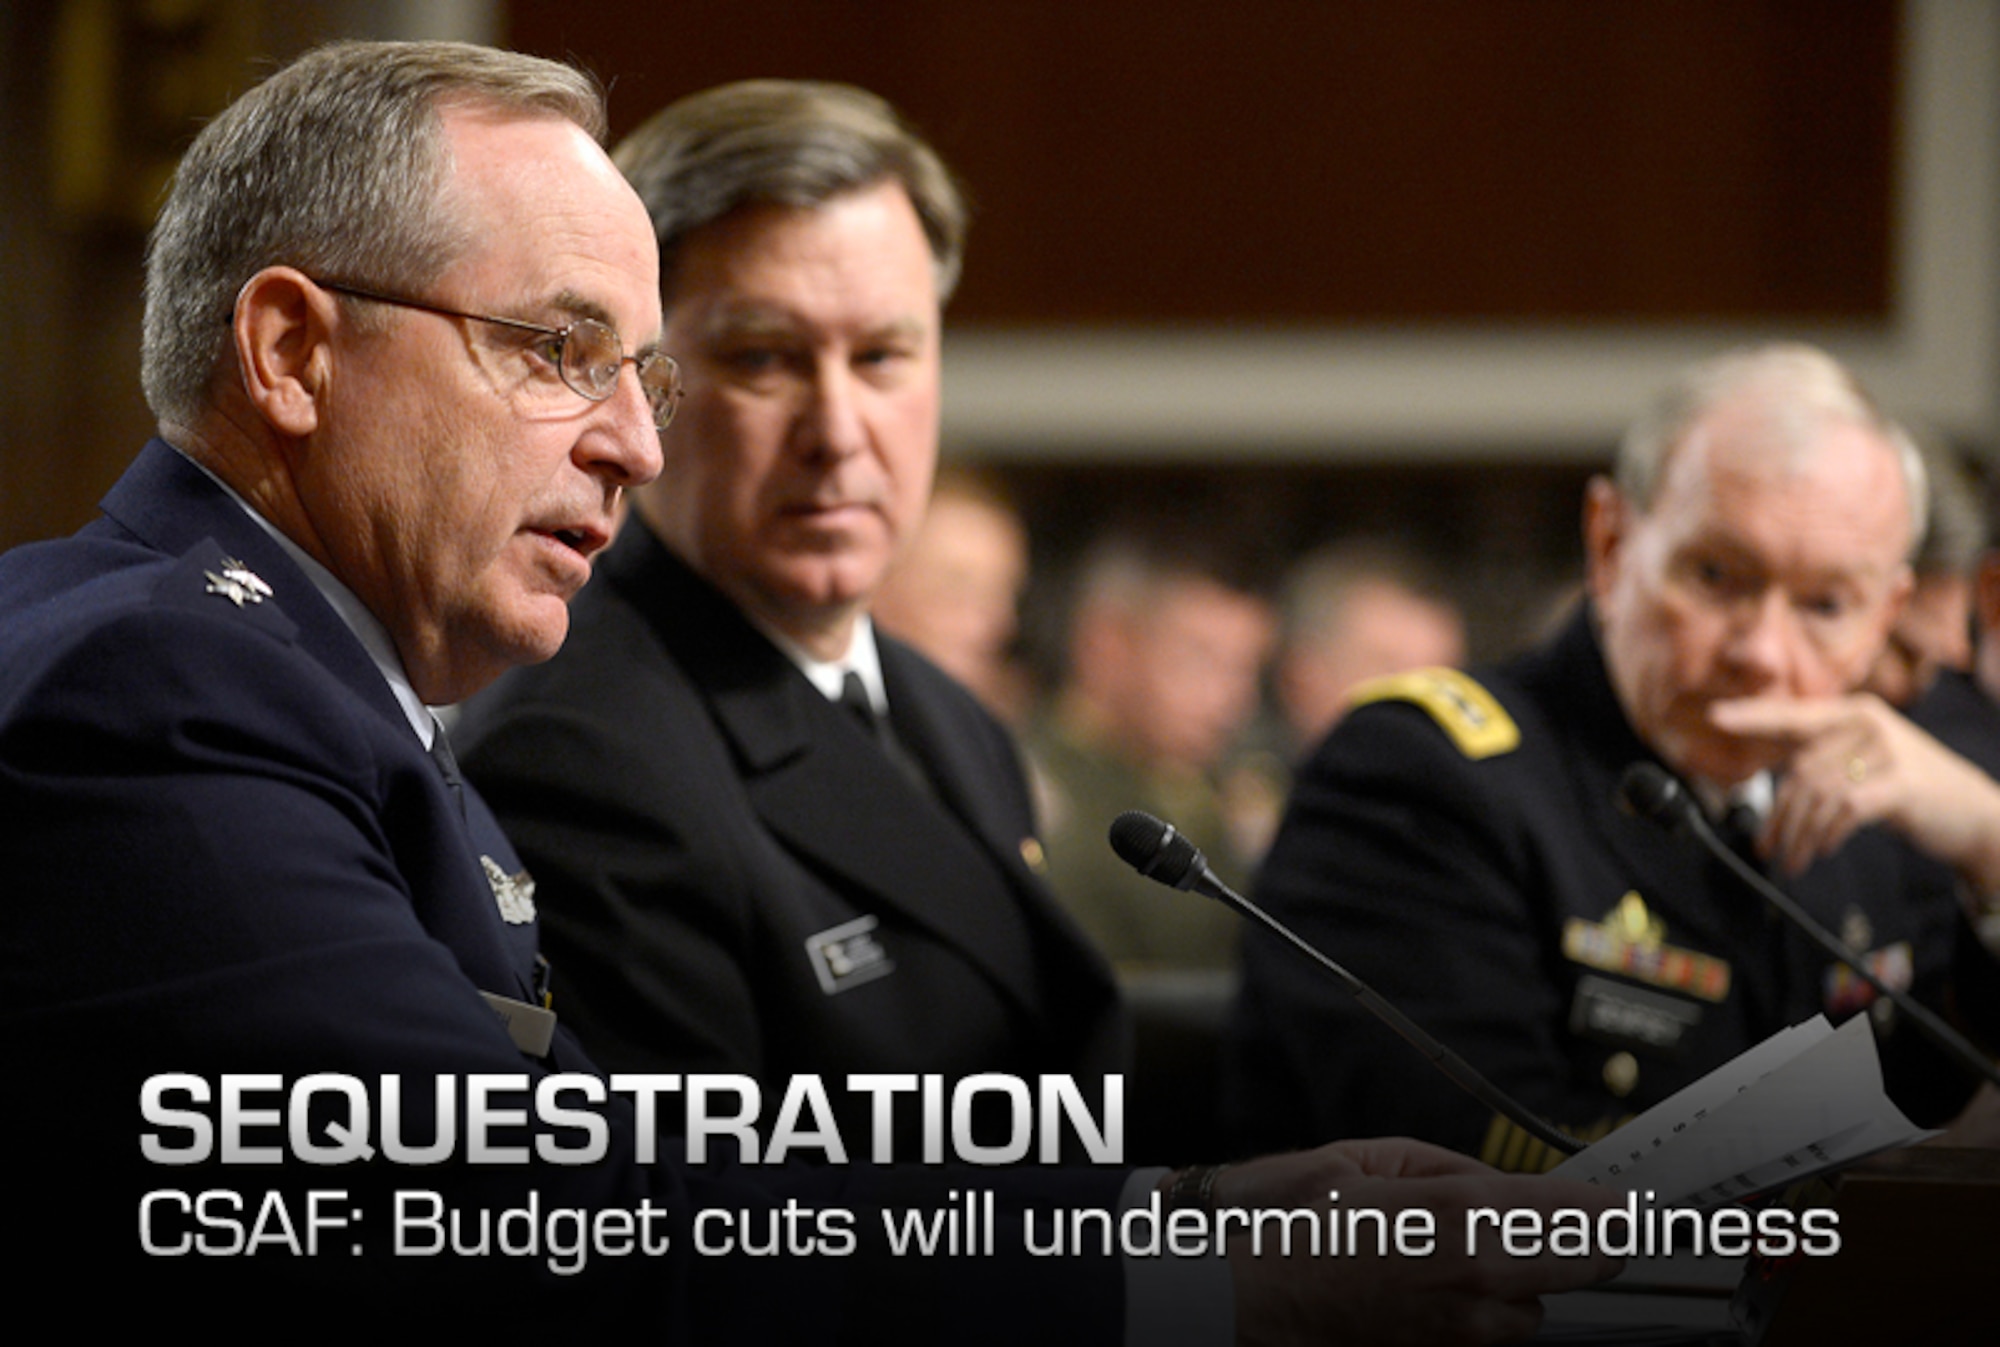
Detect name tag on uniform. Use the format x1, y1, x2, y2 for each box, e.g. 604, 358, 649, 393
481, 991, 557, 1057
1568, 973, 1702, 1057
806, 915, 894, 996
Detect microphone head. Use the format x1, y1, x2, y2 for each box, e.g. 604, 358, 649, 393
1108, 810, 1205, 890
1616, 762, 1695, 830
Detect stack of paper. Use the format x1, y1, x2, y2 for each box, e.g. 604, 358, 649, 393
1553, 1013, 1932, 1207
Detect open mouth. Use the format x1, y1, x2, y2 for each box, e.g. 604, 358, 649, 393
527, 525, 604, 573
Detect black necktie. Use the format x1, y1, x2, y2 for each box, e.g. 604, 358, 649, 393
1717, 801, 1765, 869
837, 669, 877, 728
428, 716, 467, 821
839, 671, 929, 795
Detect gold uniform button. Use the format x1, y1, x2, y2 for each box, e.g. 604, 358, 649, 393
1603, 1051, 1640, 1098
1019, 837, 1047, 874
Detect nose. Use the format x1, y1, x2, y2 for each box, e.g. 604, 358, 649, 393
1721, 589, 1805, 689
578, 362, 665, 489
796, 360, 868, 462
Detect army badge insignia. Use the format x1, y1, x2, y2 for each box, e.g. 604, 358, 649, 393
1563, 891, 1732, 1003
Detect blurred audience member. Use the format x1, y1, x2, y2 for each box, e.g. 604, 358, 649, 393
1274, 538, 1467, 755
1217, 540, 1467, 869
1027, 537, 1274, 972
1980, 477, 2000, 708
873, 465, 1033, 722
1866, 437, 1986, 707
1909, 460, 2000, 785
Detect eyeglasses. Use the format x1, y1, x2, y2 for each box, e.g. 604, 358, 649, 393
313, 279, 682, 430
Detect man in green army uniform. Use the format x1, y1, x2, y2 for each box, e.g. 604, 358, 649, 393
1028, 537, 1274, 972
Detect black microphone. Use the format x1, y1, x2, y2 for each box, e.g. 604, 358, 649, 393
1109, 811, 1208, 892
1616, 762, 2000, 1092
1108, 810, 1583, 1156
1613, 761, 1698, 834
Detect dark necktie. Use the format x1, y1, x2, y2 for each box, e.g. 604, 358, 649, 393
839, 670, 930, 795
1717, 801, 1765, 870
428, 716, 468, 821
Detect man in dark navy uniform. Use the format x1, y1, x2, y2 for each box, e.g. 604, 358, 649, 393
456, 82, 1129, 1137
1230, 344, 2000, 1169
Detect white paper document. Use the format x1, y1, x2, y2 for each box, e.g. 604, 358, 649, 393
1552, 1013, 1934, 1207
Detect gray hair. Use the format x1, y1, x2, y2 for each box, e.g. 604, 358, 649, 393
612, 80, 968, 307
1613, 342, 1928, 556
142, 40, 605, 428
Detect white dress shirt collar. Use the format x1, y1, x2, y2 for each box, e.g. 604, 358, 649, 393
1691, 770, 1774, 825
753, 612, 890, 715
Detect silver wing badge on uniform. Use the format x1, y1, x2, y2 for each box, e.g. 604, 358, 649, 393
481, 855, 538, 924
204, 559, 273, 607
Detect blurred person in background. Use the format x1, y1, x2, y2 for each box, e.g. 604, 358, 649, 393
1907, 456, 2000, 784
1218, 538, 1470, 866
872, 464, 1033, 723
1026, 534, 1275, 973
1864, 436, 1986, 708
1273, 538, 1468, 758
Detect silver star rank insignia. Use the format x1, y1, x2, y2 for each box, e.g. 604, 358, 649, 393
204, 559, 273, 607
482, 855, 538, 925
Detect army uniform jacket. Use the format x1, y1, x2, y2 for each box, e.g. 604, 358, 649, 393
1226, 606, 1997, 1169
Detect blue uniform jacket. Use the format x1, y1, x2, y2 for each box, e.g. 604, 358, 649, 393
0, 441, 1123, 1338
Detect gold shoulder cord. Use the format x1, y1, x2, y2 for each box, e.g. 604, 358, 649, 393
1347, 668, 1520, 760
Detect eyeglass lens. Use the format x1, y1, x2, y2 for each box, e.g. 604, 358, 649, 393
562, 320, 682, 429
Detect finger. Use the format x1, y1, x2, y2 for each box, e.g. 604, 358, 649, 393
1324, 1136, 1501, 1181
1769, 770, 1864, 875
1707, 696, 1850, 745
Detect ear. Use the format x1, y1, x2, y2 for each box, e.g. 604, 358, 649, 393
1581, 475, 1629, 605
233, 267, 338, 438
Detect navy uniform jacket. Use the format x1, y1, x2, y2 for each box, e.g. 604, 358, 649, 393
1226, 606, 1998, 1169
457, 520, 1128, 1147
0, 442, 1123, 1337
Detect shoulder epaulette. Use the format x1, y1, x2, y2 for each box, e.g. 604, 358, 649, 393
1347, 667, 1520, 760
1479, 1112, 1617, 1173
